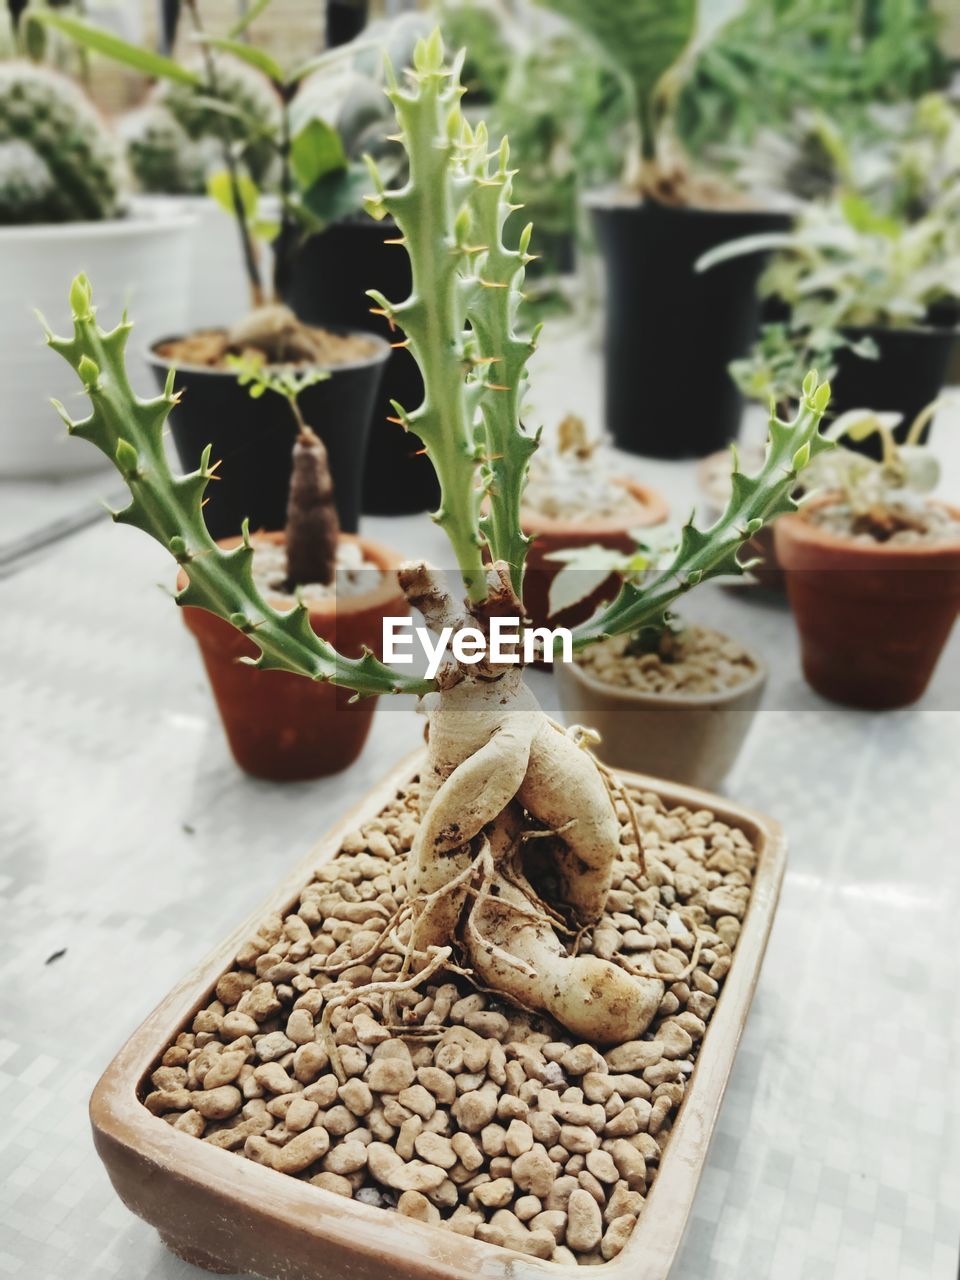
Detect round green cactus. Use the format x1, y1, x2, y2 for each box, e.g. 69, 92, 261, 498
159, 55, 281, 190
0, 61, 123, 224
121, 103, 210, 196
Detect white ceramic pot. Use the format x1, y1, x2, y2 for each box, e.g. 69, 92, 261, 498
0, 207, 195, 477
133, 195, 258, 332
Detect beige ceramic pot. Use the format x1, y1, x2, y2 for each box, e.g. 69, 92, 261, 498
555, 649, 767, 791
89, 750, 786, 1280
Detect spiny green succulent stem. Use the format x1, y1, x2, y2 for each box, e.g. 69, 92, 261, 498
366, 33, 537, 606
45, 276, 434, 700
467, 133, 538, 599
571, 374, 834, 649
366, 35, 486, 604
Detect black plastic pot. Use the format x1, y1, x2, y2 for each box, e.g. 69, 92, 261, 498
283, 220, 440, 515
830, 324, 958, 458
147, 333, 389, 541
588, 196, 791, 459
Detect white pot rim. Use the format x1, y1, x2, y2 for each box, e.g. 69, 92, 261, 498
0, 209, 197, 241
558, 640, 769, 708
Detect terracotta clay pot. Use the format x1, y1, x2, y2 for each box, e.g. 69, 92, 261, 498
180, 533, 407, 780
775, 498, 960, 709
521, 479, 669, 631
555, 645, 767, 790
89, 751, 786, 1280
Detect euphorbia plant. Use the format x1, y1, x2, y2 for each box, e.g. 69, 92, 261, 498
44, 35, 831, 1049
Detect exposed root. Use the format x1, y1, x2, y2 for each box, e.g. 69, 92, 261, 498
321, 945, 453, 1082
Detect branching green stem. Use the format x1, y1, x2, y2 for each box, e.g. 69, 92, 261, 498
44, 277, 435, 700
467, 132, 539, 598
570, 374, 834, 649
366, 36, 486, 603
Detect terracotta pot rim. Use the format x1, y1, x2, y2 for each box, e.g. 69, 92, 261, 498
777, 495, 960, 562
520, 477, 669, 538
180, 531, 405, 624
146, 327, 392, 376
561, 637, 768, 708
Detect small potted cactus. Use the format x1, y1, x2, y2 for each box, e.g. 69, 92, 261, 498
43, 8, 391, 538
47, 36, 832, 1276
180, 357, 408, 780
0, 59, 194, 477
775, 403, 960, 709
539, 0, 791, 458
515, 414, 668, 630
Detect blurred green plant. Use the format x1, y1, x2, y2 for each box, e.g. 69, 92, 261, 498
698, 188, 960, 330
805, 400, 946, 515
0, 60, 123, 224
534, 0, 743, 192
677, 0, 947, 160
35, 3, 378, 306
729, 321, 877, 416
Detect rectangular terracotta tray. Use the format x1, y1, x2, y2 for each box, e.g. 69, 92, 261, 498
90, 750, 786, 1280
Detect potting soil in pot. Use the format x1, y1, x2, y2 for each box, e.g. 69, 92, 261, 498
251, 540, 384, 602
142, 777, 758, 1265
576, 627, 760, 696
156, 325, 377, 369
805, 498, 960, 546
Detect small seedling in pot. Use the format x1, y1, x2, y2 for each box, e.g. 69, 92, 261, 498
226, 355, 341, 591
44, 36, 832, 1048
801, 399, 954, 543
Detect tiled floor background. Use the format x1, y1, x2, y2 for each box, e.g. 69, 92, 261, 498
1, 329, 958, 1279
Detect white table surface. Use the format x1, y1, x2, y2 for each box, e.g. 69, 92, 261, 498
1, 327, 958, 1280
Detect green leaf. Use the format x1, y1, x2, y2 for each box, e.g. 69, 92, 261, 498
206, 169, 260, 222
839, 192, 902, 240
35, 13, 201, 85
299, 163, 374, 230
228, 0, 276, 38
290, 118, 347, 192
287, 37, 377, 87
537, 0, 697, 153
193, 33, 285, 87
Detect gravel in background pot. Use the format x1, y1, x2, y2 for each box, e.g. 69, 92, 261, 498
555, 631, 766, 790
179, 532, 407, 780
149, 332, 390, 540
283, 220, 440, 516
0, 208, 194, 477
775, 496, 960, 709
587, 195, 790, 459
